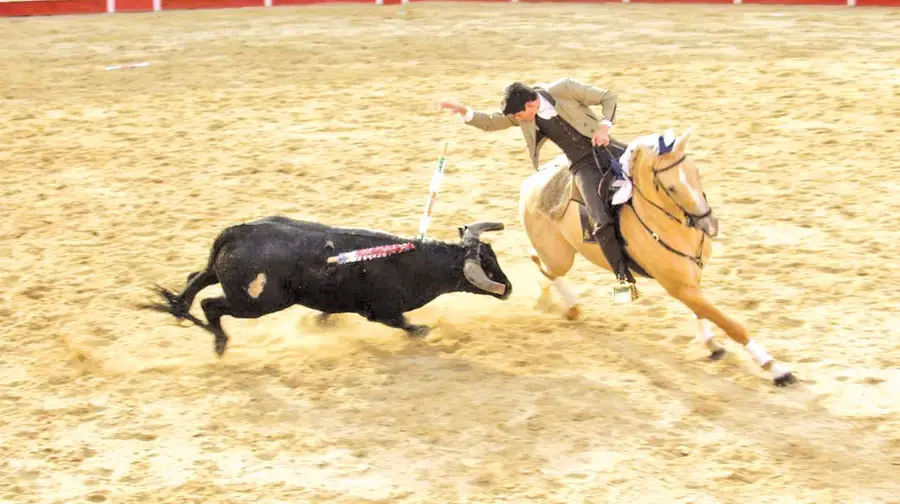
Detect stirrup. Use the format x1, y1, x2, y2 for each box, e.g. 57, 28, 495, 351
611, 279, 638, 304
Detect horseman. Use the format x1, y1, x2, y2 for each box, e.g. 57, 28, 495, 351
439, 77, 635, 296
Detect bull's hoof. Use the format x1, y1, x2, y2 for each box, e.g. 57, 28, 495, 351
316, 313, 336, 327
709, 348, 726, 361
774, 372, 797, 387
214, 336, 228, 357
406, 325, 431, 338
564, 305, 581, 321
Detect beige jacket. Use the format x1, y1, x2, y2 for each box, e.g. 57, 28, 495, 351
464, 77, 618, 170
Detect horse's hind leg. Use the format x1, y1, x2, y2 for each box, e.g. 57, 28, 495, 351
530, 254, 558, 313
520, 184, 580, 319
668, 284, 795, 386
529, 247, 579, 320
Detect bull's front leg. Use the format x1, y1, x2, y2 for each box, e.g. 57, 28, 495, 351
371, 313, 430, 338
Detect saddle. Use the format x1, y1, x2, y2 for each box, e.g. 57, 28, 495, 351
535, 153, 653, 280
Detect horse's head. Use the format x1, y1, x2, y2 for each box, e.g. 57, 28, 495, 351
631, 126, 718, 238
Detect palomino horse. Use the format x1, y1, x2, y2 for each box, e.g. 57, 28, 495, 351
518, 127, 796, 387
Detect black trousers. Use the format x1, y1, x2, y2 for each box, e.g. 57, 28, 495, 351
570, 140, 627, 226
570, 140, 631, 280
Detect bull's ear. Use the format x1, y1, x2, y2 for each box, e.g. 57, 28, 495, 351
458, 226, 466, 241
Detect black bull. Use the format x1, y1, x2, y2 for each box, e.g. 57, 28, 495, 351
141, 216, 513, 355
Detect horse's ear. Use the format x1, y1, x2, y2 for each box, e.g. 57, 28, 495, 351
629, 145, 646, 172
674, 125, 694, 155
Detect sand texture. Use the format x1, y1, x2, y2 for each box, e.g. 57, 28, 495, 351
1, 3, 899, 503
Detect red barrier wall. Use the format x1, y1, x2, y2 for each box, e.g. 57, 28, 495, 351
0, 0, 105, 16
161, 0, 260, 9
740, 0, 846, 4
628, 0, 732, 3
273, 0, 375, 4
117, 0, 153, 10
1, 0, 898, 18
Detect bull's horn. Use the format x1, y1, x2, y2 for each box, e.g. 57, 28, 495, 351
464, 259, 507, 296
462, 221, 505, 243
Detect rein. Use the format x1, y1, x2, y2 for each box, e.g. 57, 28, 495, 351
599, 146, 708, 269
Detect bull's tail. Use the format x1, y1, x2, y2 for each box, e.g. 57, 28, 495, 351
139, 228, 233, 328
141, 283, 209, 328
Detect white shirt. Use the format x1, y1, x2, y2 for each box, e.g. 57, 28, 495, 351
536, 93, 558, 120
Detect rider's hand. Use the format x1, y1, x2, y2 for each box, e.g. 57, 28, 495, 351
438, 100, 467, 116
592, 126, 610, 146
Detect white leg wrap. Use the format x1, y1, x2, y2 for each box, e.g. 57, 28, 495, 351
744, 339, 773, 367
693, 315, 723, 353
768, 361, 792, 379
695, 317, 714, 343
552, 277, 579, 309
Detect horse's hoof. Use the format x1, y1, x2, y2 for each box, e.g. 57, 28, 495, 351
534, 299, 553, 313
564, 305, 581, 320
709, 348, 726, 361
774, 372, 797, 387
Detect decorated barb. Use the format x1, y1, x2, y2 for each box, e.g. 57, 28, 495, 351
417, 141, 449, 240
326, 242, 416, 265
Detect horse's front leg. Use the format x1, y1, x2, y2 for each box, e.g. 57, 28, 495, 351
694, 313, 726, 361
670, 284, 796, 387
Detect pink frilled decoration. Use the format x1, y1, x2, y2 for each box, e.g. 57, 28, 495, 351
326, 242, 417, 265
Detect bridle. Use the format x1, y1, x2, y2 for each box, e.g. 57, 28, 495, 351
603, 146, 710, 268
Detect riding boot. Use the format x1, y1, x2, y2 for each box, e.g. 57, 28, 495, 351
595, 169, 637, 283
571, 156, 638, 302
592, 223, 630, 282
592, 222, 639, 302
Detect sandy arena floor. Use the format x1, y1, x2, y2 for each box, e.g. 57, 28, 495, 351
1, 2, 899, 503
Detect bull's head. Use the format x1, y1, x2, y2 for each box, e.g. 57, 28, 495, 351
458, 221, 512, 299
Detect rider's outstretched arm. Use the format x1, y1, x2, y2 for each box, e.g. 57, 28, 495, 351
462, 107, 518, 131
